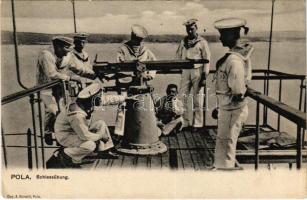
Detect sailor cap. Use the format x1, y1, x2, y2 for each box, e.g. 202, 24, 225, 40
131, 24, 148, 38
52, 36, 73, 46
183, 19, 198, 26
73, 33, 89, 41
214, 18, 247, 30
78, 83, 102, 99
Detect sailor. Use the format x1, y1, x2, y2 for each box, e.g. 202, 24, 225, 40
69, 33, 96, 87
47, 83, 137, 168
113, 24, 157, 137
213, 18, 253, 169
155, 84, 184, 136
36, 36, 86, 145
176, 19, 211, 130
116, 24, 157, 83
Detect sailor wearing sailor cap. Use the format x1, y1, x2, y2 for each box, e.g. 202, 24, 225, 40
114, 24, 157, 137
213, 18, 254, 169
46, 83, 138, 168
176, 19, 211, 130
37, 36, 93, 146
116, 24, 156, 83
68, 33, 96, 83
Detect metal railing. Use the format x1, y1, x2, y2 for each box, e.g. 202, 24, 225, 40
1, 80, 65, 169
246, 88, 306, 169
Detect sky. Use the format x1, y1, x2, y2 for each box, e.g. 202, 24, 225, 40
1, 0, 306, 34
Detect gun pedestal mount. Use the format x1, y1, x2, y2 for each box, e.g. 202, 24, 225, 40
93, 59, 208, 155
116, 85, 167, 155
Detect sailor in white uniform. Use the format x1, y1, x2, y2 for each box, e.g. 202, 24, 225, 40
69, 33, 95, 84
176, 19, 211, 129
37, 36, 87, 145
47, 83, 137, 168
213, 18, 254, 169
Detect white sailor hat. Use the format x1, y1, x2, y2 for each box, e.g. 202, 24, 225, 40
78, 83, 102, 99
52, 36, 74, 46
52, 36, 74, 51
183, 19, 198, 26
214, 18, 249, 34
214, 18, 247, 29
73, 32, 89, 41
131, 24, 148, 38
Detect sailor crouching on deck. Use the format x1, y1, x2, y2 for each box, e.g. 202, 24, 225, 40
46, 83, 138, 168
213, 18, 254, 169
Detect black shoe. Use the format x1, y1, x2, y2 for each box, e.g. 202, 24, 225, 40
46, 149, 63, 169
46, 155, 62, 169
58, 149, 81, 168
44, 132, 54, 145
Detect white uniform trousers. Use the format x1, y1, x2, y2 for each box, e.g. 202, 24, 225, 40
179, 67, 204, 128
41, 94, 64, 134
214, 105, 248, 169
56, 120, 114, 163
160, 117, 183, 136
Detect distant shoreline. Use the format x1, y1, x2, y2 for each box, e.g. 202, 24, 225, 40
1, 30, 305, 45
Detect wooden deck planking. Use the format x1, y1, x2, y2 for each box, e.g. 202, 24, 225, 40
199, 130, 215, 165
136, 156, 149, 168
183, 131, 202, 170
160, 136, 171, 169
110, 155, 124, 168
193, 131, 213, 167
122, 155, 138, 168
149, 155, 162, 169
178, 131, 194, 169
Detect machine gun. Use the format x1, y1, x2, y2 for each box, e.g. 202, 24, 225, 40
92, 58, 209, 156
93, 58, 209, 89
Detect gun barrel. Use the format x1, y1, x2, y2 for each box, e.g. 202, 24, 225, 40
93, 59, 208, 74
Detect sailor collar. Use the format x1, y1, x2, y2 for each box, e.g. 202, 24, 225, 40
183, 34, 204, 48
72, 49, 89, 62
229, 41, 254, 60
123, 41, 146, 57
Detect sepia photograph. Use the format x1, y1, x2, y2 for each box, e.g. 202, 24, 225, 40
1, 0, 306, 198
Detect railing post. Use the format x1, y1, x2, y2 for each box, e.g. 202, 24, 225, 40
298, 79, 303, 111
255, 101, 260, 170
277, 79, 282, 131
29, 94, 39, 169
1, 126, 8, 169
37, 92, 45, 169
27, 128, 33, 169
263, 72, 268, 127
296, 125, 302, 169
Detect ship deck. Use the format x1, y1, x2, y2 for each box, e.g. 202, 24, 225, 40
81, 126, 307, 170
